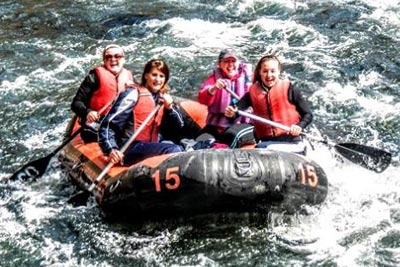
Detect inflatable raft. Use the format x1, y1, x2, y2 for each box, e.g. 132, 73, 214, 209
59, 99, 328, 218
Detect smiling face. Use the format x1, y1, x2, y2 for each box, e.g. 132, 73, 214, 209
218, 57, 240, 79
144, 67, 166, 93
141, 59, 170, 93
258, 58, 281, 88
103, 47, 125, 75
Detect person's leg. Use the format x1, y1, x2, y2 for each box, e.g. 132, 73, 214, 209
80, 126, 99, 143
195, 124, 219, 142
123, 141, 183, 165
221, 124, 255, 148
193, 125, 218, 149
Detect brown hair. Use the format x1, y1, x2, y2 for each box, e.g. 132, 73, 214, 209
253, 55, 282, 84
141, 59, 170, 92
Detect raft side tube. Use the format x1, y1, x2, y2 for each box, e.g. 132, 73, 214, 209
100, 149, 328, 217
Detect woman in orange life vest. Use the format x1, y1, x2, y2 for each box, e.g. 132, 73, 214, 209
197, 48, 255, 148
70, 44, 134, 143
225, 55, 313, 154
98, 59, 184, 165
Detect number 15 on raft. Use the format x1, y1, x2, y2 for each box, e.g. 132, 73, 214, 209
152, 165, 318, 191
152, 166, 181, 192
298, 163, 319, 187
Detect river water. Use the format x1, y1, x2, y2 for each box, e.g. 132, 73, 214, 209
1, 0, 399, 266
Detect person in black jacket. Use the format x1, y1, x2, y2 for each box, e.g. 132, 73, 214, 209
70, 44, 134, 143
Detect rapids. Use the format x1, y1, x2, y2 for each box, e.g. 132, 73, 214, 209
1, 1, 399, 266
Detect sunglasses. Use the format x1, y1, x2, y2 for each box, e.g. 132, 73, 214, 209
104, 54, 124, 60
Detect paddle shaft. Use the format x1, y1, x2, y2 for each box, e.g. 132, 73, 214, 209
224, 86, 241, 100
236, 110, 328, 144
57, 98, 119, 152
9, 100, 115, 181
52, 99, 117, 152
88, 104, 162, 192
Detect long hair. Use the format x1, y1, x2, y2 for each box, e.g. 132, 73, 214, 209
141, 59, 170, 92
253, 55, 282, 85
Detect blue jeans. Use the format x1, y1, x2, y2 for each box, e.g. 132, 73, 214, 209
122, 141, 183, 165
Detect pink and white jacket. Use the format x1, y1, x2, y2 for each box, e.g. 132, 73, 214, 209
198, 63, 252, 130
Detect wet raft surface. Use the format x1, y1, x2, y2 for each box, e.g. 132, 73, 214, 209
61, 145, 328, 219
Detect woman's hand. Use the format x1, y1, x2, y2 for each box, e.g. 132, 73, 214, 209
208, 78, 228, 95
109, 149, 124, 164
86, 110, 100, 124
289, 125, 302, 136
215, 78, 228, 90
224, 105, 237, 118
160, 93, 174, 109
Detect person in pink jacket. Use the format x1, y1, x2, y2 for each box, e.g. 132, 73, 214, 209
197, 48, 255, 148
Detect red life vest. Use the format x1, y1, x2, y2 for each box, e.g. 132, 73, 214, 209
89, 66, 133, 115
133, 87, 164, 142
249, 80, 300, 139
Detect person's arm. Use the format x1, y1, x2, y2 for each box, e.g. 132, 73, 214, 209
198, 74, 217, 106
236, 92, 252, 110
71, 70, 99, 119
162, 103, 185, 130
288, 84, 313, 129
98, 88, 139, 155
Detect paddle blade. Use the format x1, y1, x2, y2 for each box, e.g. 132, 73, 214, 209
334, 143, 391, 173
9, 154, 52, 181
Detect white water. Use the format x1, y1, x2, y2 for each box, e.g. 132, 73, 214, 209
0, 0, 399, 266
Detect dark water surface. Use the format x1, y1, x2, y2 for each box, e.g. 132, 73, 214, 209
1, 0, 399, 266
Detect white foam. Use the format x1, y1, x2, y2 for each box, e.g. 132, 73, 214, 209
0, 75, 29, 92
168, 18, 251, 48
310, 81, 397, 123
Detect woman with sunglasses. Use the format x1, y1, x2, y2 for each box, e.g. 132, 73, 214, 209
70, 44, 134, 143
225, 55, 313, 154
98, 59, 184, 166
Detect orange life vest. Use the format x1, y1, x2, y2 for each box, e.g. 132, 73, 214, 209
89, 66, 133, 115
133, 87, 164, 142
249, 80, 300, 139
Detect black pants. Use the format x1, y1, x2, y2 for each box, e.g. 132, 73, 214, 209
196, 123, 255, 148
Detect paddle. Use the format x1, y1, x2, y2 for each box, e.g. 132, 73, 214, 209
223, 87, 392, 173
9, 101, 114, 182
237, 110, 391, 173
87, 103, 162, 192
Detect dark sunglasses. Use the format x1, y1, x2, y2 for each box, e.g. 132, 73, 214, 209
104, 54, 124, 60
